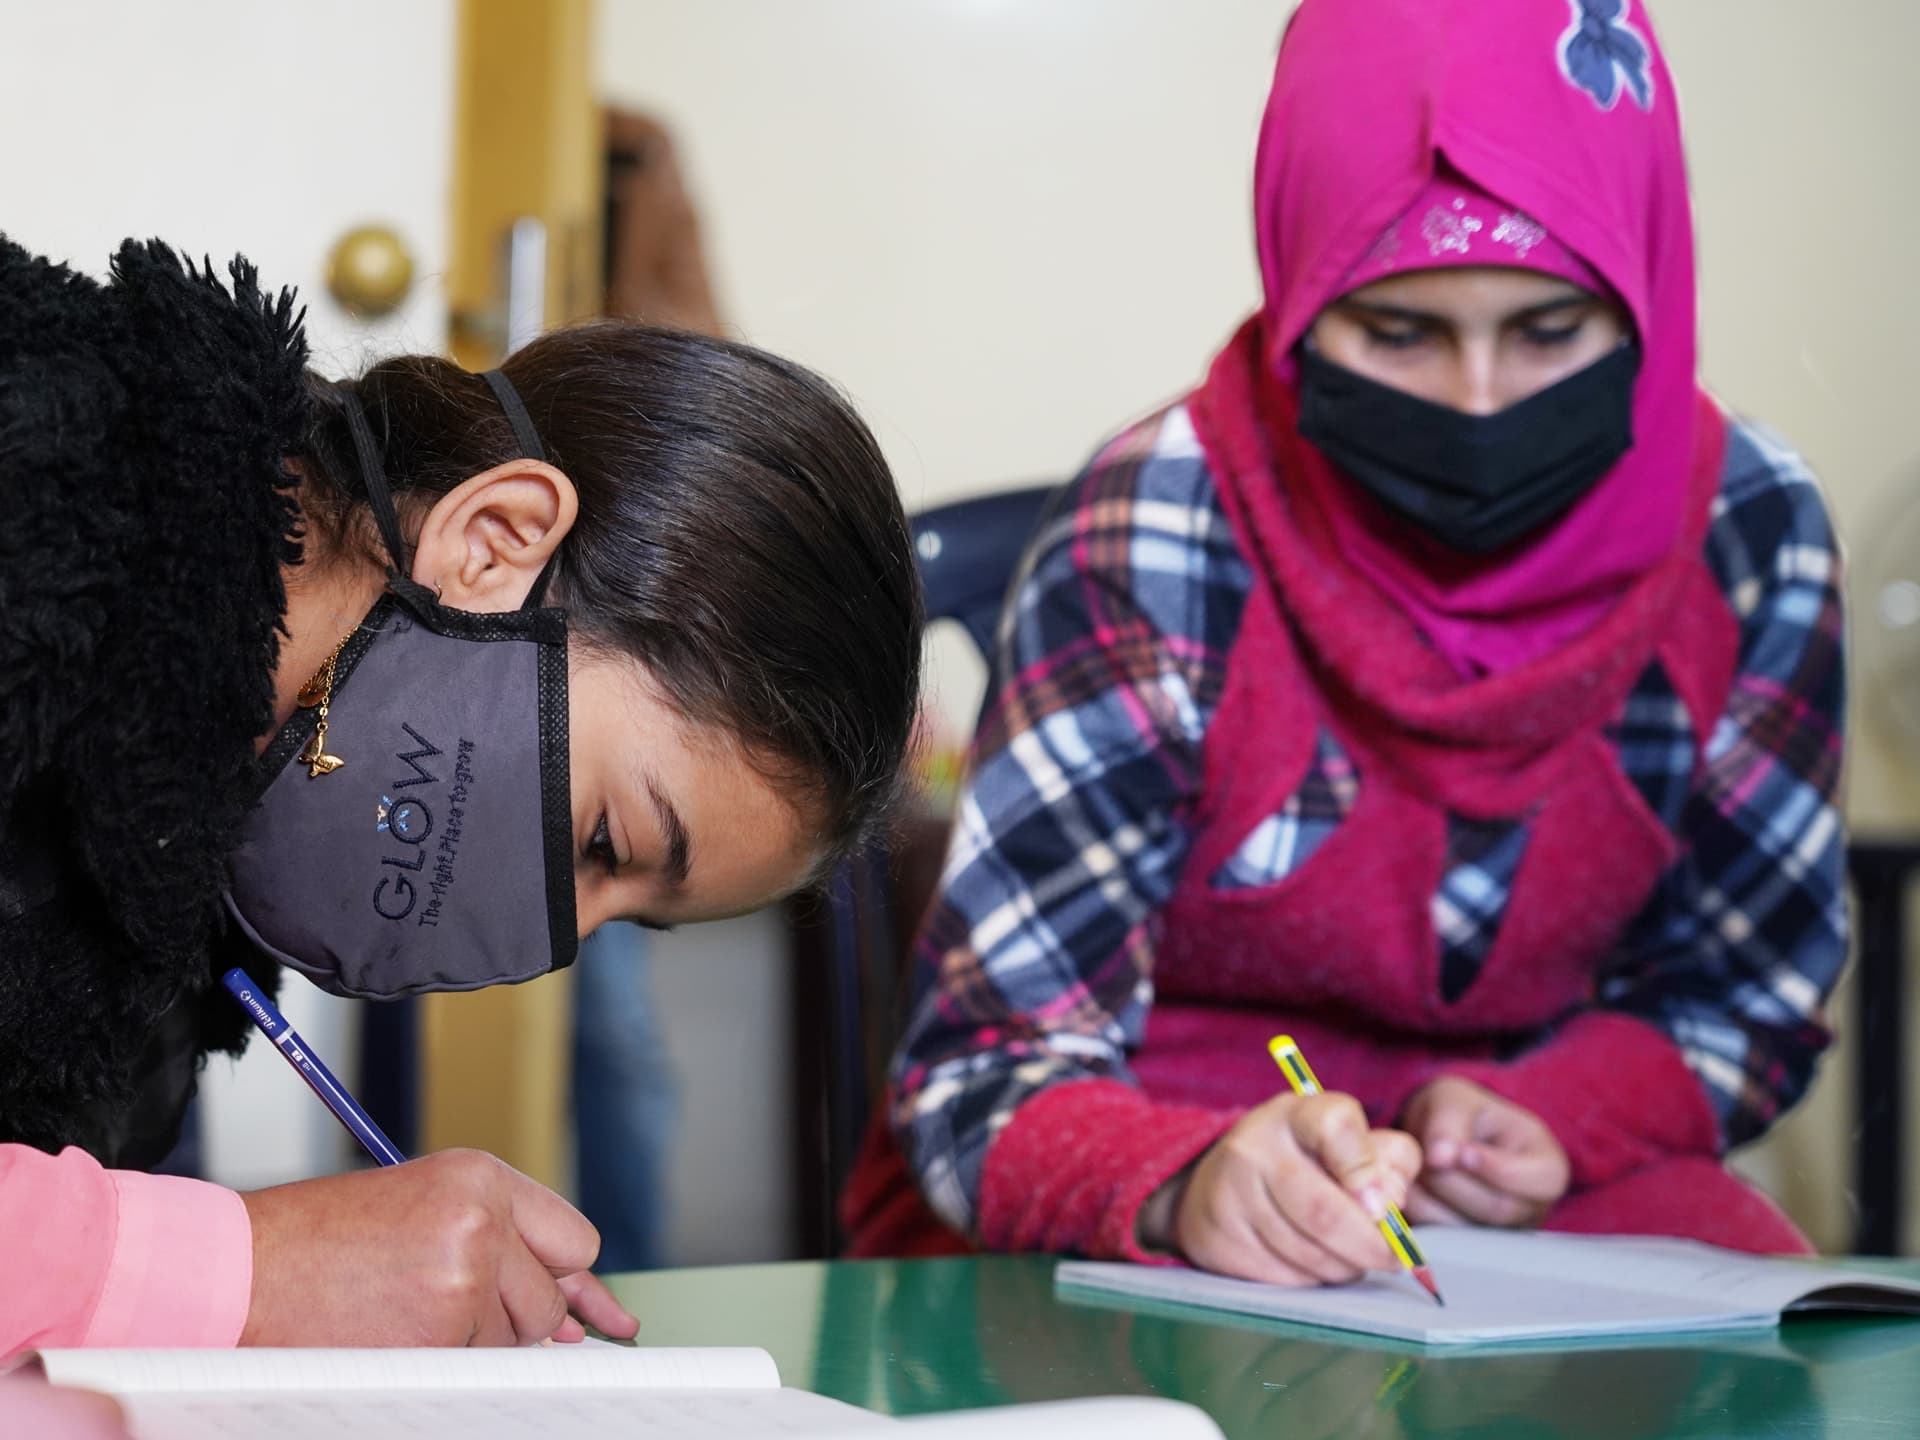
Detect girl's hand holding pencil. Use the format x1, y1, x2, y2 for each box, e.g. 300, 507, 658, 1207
1138, 1066, 1423, 1292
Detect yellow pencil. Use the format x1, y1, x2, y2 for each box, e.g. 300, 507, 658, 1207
1268, 1034, 1445, 1307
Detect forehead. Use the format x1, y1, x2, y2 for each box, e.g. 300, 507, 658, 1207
575, 650, 821, 917
1338, 265, 1595, 314
650, 726, 812, 903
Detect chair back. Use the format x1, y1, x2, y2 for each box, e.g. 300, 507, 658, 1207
912, 484, 1065, 659
801, 482, 1064, 1254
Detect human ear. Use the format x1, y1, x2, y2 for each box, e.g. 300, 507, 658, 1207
408, 461, 580, 612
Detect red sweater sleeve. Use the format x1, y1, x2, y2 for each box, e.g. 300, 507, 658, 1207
1433, 1011, 1720, 1189
976, 1079, 1238, 1261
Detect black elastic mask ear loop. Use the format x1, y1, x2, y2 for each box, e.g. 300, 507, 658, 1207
480, 368, 561, 611
481, 368, 547, 465
341, 389, 441, 612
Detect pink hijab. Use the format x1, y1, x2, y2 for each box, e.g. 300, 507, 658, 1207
1225, 0, 1700, 677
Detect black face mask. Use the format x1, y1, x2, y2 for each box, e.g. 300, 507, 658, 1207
1295, 341, 1640, 555
221, 371, 580, 999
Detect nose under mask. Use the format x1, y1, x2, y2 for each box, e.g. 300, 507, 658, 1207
1295, 341, 1640, 555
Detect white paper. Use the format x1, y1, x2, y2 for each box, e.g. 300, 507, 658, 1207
34, 1345, 780, 1395
113, 1388, 888, 1440
1056, 1229, 1920, 1347
37, 1347, 1219, 1440
106, 1393, 1222, 1440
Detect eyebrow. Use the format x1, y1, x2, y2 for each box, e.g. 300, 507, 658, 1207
1334, 294, 1596, 327
1507, 295, 1599, 324
644, 772, 693, 891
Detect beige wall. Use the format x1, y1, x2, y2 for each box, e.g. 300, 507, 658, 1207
598, 0, 1279, 513
600, 0, 1920, 1251
1658, 2, 1920, 1251
1662, 4, 1920, 835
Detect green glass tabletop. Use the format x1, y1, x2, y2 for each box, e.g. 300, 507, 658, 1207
604, 1255, 1920, 1440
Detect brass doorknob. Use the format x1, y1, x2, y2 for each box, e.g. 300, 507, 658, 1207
326, 225, 416, 319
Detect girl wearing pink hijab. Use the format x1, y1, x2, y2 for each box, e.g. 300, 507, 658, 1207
851, 0, 1847, 1284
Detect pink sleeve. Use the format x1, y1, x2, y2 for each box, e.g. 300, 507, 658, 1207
976, 1079, 1238, 1262
0, 1145, 252, 1362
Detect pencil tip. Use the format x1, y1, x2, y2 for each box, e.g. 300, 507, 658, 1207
1414, 1268, 1445, 1307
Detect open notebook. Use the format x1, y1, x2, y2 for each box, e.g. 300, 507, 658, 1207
1056, 1228, 1920, 1348
31, 1345, 1223, 1440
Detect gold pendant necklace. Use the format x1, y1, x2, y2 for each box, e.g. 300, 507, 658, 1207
295, 627, 355, 777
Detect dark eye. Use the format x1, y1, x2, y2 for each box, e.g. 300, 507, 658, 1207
1363, 323, 1429, 351
586, 813, 619, 879
1518, 317, 1587, 347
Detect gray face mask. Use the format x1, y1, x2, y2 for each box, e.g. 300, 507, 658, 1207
223, 592, 577, 998
222, 369, 579, 998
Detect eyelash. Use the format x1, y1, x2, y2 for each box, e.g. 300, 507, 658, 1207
1362, 325, 1429, 351
586, 813, 619, 879
1519, 323, 1584, 347
1361, 321, 1587, 351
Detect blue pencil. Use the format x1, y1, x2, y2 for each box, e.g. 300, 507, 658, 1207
220, 967, 407, 1167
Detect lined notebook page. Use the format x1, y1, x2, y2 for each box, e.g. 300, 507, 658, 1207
35, 1345, 780, 1394
112, 1389, 890, 1440
1057, 1229, 1920, 1347
94, 1392, 1214, 1440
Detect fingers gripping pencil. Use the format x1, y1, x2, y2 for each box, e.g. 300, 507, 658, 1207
1269, 1034, 1445, 1307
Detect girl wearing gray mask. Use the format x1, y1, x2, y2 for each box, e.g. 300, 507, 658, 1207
0, 235, 923, 1354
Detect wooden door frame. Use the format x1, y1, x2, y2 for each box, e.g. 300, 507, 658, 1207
420, 0, 603, 1189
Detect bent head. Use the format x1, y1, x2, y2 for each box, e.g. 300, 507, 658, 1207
296, 325, 924, 935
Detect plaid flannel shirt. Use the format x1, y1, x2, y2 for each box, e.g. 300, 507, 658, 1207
893, 403, 1848, 1236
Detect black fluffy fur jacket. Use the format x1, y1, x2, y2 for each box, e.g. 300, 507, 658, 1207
0, 235, 304, 1166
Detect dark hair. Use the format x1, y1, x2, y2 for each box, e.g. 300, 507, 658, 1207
296, 323, 924, 864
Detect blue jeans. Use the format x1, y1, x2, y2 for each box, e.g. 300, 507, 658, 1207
570, 923, 677, 1271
